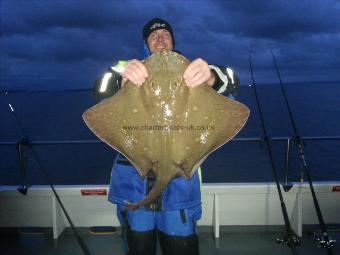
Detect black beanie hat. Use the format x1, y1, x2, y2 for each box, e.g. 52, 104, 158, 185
143, 18, 175, 48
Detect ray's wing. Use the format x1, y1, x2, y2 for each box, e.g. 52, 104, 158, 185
168, 85, 250, 179
82, 83, 155, 178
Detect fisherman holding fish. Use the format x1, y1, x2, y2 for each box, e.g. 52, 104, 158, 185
94, 18, 239, 255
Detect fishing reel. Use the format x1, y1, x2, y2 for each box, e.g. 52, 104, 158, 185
276, 234, 301, 247
314, 232, 336, 248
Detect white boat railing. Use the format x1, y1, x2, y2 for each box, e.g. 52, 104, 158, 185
1, 182, 340, 240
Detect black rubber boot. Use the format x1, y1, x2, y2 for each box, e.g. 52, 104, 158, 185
126, 223, 157, 255
158, 230, 199, 255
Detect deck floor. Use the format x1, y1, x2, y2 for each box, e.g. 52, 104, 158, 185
1, 227, 339, 255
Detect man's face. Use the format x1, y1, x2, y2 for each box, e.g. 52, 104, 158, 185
147, 29, 173, 54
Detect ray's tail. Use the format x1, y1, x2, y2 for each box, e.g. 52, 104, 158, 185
124, 178, 168, 210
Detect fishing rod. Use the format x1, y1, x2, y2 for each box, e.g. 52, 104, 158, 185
4, 91, 91, 255
268, 46, 336, 254
249, 48, 300, 254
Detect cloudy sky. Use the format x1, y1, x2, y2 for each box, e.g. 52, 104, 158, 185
1, 0, 339, 90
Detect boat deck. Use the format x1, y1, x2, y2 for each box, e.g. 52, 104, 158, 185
1, 226, 339, 255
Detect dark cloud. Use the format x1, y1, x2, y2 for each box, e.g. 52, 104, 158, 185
0, 0, 339, 90
213, 1, 340, 39
1, 1, 141, 36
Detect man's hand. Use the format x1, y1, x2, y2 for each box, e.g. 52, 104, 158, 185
183, 58, 215, 87
122, 59, 148, 86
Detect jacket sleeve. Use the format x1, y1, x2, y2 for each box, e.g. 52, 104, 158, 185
93, 61, 127, 102
209, 65, 240, 98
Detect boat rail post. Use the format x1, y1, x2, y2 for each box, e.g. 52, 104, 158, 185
283, 138, 293, 192
52, 194, 66, 245
16, 139, 30, 195
213, 194, 220, 248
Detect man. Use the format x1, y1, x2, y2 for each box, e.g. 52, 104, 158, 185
94, 18, 239, 255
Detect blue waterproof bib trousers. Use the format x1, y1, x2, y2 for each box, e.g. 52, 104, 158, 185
108, 154, 202, 254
